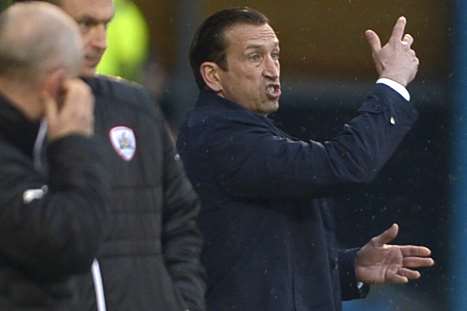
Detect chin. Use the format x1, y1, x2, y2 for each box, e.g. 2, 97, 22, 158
80, 67, 97, 77
258, 103, 279, 115
268, 101, 280, 112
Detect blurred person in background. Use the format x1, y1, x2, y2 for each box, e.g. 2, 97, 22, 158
0, 1, 12, 11
0, 2, 109, 310
96, 0, 149, 82
95, 0, 170, 136
14, 0, 206, 310
178, 7, 434, 311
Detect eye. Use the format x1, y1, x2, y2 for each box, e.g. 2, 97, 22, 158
78, 20, 94, 33
77, 18, 101, 33
248, 53, 262, 62
271, 52, 280, 61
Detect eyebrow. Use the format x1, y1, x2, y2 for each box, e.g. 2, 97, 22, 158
77, 14, 114, 25
245, 44, 264, 50
245, 43, 280, 50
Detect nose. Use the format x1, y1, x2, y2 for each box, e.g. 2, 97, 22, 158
263, 55, 279, 80
90, 25, 107, 51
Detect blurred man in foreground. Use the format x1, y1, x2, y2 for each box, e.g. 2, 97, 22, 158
178, 7, 434, 311
0, 2, 109, 310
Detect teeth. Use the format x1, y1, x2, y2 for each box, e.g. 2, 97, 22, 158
266, 85, 280, 97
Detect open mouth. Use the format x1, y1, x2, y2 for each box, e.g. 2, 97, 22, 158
266, 84, 281, 99
85, 54, 102, 66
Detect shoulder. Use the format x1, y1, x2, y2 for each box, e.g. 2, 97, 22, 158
179, 103, 272, 149
83, 75, 164, 122
186, 102, 267, 131
83, 75, 146, 98
84, 75, 146, 98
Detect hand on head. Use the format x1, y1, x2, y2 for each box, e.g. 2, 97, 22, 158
43, 79, 95, 141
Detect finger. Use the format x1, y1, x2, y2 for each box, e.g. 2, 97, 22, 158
400, 245, 432, 257
386, 273, 408, 284
403, 257, 435, 268
390, 16, 407, 43
365, 29, 382, 52
402, 33, 414, 48
371, 223, 399, 247
42, 91, 58, 123
60, 80, 92, 118
398, 267, 421, 280
70, 79, 93, 109
58, 80, 75, 114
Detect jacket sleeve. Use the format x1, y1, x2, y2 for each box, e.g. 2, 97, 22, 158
0, 134, 109, 281
338, 248, 370, 300
160, 122, 206, 311
209, 84, 418, 199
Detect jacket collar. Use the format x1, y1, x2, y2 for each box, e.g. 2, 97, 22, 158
195, 90, 296, 140
196, 90, 252, 113
0, 92, 40, 157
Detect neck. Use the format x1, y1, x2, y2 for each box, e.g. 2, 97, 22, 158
0, 77, 42, 121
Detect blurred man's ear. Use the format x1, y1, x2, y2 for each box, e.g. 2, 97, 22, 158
200, 62, 223, 93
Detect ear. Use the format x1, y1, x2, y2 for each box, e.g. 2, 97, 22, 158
200, 61, 224, 93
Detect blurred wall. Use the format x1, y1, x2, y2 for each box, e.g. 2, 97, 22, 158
135, 0, 449, 82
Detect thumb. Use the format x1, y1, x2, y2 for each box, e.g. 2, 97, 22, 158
365, 29, 382, 52
373, 223, 399, 246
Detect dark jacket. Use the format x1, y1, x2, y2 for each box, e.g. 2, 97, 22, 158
177, 85, 418, 311
0, 92, 109, 310
76, 76, 205, 311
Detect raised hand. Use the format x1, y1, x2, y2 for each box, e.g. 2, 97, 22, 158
355, 223, 434, 284
43, 79, 95, 141
365, 17, 419, 87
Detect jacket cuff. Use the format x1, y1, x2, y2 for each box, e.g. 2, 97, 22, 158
376, 78, 410, 101
339, 248, 370, 300
358, 83, 418, 128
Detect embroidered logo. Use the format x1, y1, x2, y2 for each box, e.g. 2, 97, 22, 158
109, 126, 136, 161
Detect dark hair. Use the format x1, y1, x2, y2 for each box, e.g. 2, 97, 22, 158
189, 7, 269, 90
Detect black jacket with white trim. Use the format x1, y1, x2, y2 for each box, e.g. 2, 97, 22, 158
0, 92, 109, 310
75, 76, 206, 311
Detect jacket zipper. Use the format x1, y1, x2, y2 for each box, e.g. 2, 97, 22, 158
91, 259, 107, 311
33, 120, 47, 171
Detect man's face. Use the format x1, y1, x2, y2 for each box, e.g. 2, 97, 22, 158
59, 0, 114, 76
217, 23, 281, 115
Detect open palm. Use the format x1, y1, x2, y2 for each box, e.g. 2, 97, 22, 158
355, 224, 434, 284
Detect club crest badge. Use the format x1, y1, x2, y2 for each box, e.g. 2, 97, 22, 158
109, 126, 136, 161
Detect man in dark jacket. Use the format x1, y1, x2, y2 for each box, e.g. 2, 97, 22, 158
0, 2, 109, 310
15, 0, 206, 310
76, 76, 205, 311
177, 7, 434, 311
